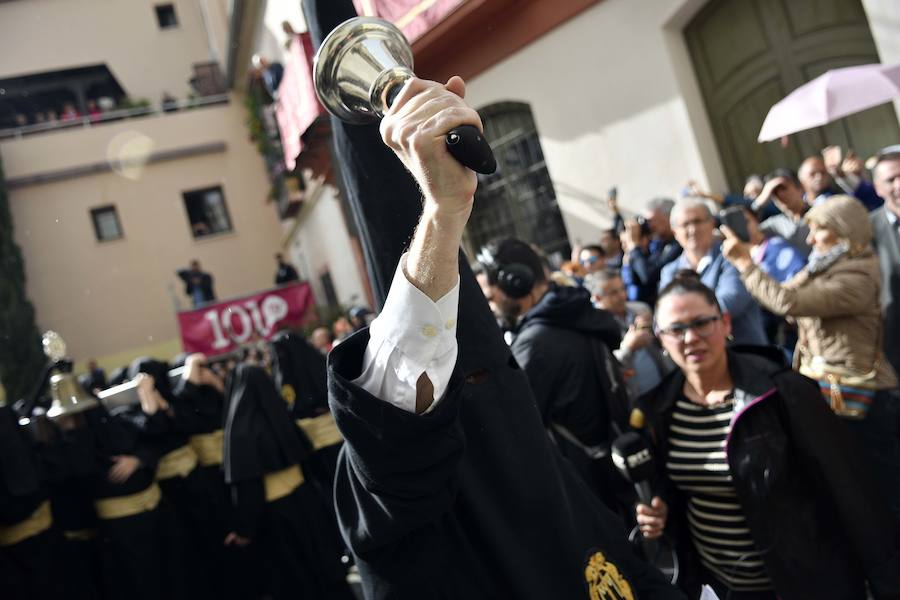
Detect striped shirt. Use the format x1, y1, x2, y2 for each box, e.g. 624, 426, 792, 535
666, 397, 772, 591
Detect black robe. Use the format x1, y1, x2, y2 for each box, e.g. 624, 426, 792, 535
270, 331, 349, 564
270, 332, 342, 491
39, 413, 104, 600
0, 405, 61, 600
303, 1, 683, 595
79, 405, 172, 600
223, 364, 353, 600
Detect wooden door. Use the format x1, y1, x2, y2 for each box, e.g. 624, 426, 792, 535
685, 0, 900, 192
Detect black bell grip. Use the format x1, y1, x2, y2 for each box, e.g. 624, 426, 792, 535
445, 125, 497, 174
383, 85, 497, 174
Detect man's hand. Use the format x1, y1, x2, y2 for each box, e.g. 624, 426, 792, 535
621, 220, 647, 253
381, 76, 482, 303
720, 225, 754, 273
841, 151, 864, 178
751, 176, 785, 211
108, 455, 140, 483
224, 532, 251, 546
822, 145, 843, 175
636, 496, 668, 539
135, 373, 166, 415
621, 325, 653, 353
607, 192, 619, 215
381, 76, 481, 218
184, 353, 207, 385
184, 353, 224, 393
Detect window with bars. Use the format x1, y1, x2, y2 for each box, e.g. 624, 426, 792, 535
182, 186, 233, 238
466, 101, 570, 266
90, 205, 123, 242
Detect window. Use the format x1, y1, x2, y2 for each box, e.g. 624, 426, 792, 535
466, 101, 570, 264
90, 205, 123, 242
320, 271, 339, 307
155, 4, 178, 29
182, 186, 233, 238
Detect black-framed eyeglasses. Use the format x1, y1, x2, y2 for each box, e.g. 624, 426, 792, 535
656, 315, 721, 341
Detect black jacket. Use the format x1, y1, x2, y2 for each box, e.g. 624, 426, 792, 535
627, 239, 682, 306
512, 284, 626, 447
177, 268, 216, 304
634, 347, 900, 599
329, 322, 684, 599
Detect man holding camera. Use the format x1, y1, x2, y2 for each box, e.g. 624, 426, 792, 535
618, 197, 682, 306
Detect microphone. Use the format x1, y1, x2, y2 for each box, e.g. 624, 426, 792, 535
611, 431, 656, 506
611, 431, 680, 583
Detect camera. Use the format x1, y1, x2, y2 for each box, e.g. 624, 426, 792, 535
635, 216, 651, 237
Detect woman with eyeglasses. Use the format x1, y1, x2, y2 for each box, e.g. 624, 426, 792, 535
720, 195, 900, 523
631, 271, 900, 600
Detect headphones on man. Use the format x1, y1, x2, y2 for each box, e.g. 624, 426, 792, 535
476, 243, 537, 299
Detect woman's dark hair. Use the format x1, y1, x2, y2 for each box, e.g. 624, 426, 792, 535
656, 270, 722, 313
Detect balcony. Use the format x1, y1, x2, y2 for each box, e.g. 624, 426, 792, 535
0, 94, 229, 141
1, 94, 233, 187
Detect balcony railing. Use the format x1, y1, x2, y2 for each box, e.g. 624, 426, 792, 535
0, 94, 230, 141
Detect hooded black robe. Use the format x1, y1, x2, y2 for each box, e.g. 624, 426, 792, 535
223, 363, 353, 600
0, 404, 61, 600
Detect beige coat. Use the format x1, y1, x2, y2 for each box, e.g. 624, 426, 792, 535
741, 250, 898, 390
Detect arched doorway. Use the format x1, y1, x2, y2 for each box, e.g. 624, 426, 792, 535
685, 0, 900, 191
465, 101, 570, 265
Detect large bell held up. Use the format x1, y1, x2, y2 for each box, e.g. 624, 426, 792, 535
313, 17, 497, 175
42, 331, 98, 419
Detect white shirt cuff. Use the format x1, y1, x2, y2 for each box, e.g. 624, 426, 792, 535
352, 254, 459, 413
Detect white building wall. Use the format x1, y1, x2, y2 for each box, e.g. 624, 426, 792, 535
863, 0, 900, 118
0, 0, 216, 101
465, 0, 722, 247
466, 0, 899, 248
283, 183, 369, 311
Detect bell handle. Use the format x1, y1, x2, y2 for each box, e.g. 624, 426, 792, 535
384, 85, 497, 175
444, 125, 496, 175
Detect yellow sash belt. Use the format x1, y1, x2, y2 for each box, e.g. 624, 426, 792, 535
63, 528, 97, 541
156, 444, 198, 480
190, 430, 224, 467
263, 464, 304, 503
0, 500, 52, 547
95, 483, 161, 520
297, 413, 343, 450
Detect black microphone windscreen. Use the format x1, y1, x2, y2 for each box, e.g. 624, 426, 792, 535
611, 431, 656, 483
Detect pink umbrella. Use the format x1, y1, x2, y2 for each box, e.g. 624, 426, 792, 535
757, 62, 900, 142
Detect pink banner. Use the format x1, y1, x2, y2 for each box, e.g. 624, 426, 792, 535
177, 281, 314, 355
275, 32, 325, 171
353, 0, 465, 42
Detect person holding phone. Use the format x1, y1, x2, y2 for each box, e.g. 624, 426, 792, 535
721, 195, 900, 522
720, 206, 806, 353
658, 197, 767, 345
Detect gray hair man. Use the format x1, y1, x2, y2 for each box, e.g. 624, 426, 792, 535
870, 145, 900, 376
584, 269, 672, 396
659, 197, 767, 345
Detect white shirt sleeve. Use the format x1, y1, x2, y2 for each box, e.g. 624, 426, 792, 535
351, 253, 459, 414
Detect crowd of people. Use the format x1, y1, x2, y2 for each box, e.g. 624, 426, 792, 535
481, 144, 900, 598
2, 92, 197, 133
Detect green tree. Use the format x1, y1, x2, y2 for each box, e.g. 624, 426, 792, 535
0, 157, 44, 402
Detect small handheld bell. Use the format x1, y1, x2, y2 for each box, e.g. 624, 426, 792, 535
314, 17, 497, 175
